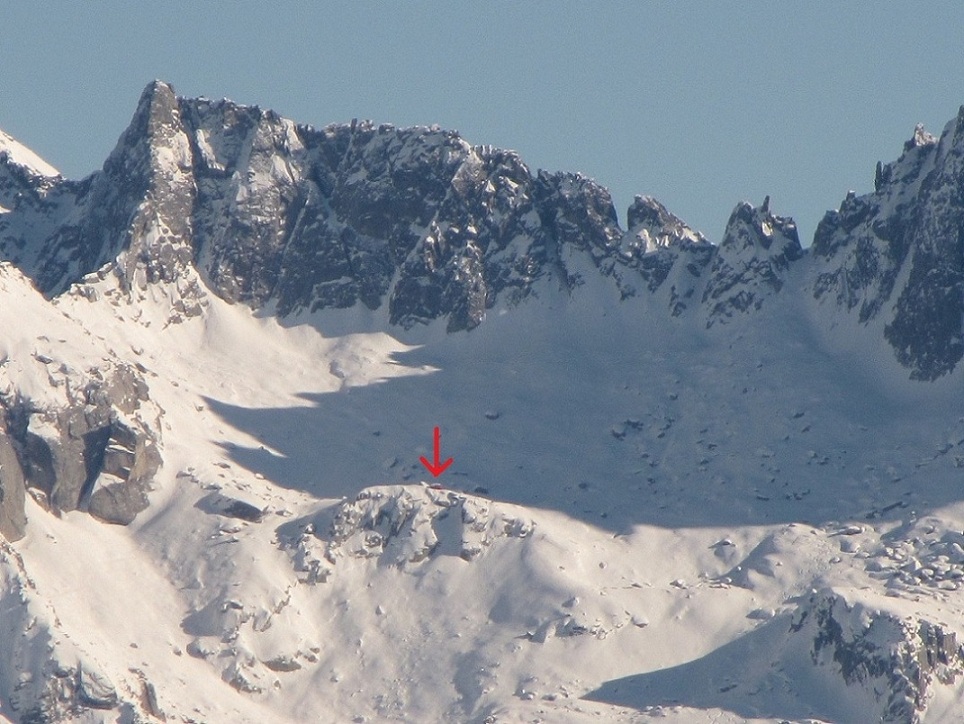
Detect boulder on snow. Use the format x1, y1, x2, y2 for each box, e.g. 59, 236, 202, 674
196, 491, 265, 523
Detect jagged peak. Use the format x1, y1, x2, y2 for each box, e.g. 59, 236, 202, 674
699, 198, 803, 325
535, 169, 622, 245
141, 78, 175, 99
869, 122, 939, 195
904, 122, 937, 152
537, 168, 602, 188
720, 199, 801, 256
105, 79, 192, 182
627, 195, 669, 229
125, 79, 181, 135
625, 195, 708, 253
133, 80, 179, 126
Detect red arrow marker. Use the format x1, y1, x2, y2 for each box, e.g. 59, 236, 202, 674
419, 426, 454, 478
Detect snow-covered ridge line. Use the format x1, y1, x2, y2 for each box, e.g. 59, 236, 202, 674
0, 128, 60, 179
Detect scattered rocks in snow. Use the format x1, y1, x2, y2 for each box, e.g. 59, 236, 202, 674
610, 418, 645, 440
872, 526, 964, 591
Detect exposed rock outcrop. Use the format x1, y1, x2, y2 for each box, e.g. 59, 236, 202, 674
0, 361, 160, 540
0, 420, 27, 541
325, 484, 533, 567
790, 590, 964, 723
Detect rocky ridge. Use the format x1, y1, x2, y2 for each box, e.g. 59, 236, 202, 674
0, 82, 958, 380
790, 590, 964, 723
810, 113, 964, 380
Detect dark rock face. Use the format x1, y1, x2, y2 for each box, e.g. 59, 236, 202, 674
175, 99, 633, 331
884, 115, 964, 380
791, 591, 964, 723
0, 149, 57, 215
0, 82, 196, 299
0, 142, 68, 284
0, 363, 159, 539
812, 116, 964, 380
702, 198, 803, 325
197, 492, 265, 523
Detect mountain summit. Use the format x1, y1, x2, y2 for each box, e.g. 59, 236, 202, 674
1, 81, 962, 378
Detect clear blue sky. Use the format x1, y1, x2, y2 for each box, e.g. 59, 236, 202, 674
4, 2, 964, 244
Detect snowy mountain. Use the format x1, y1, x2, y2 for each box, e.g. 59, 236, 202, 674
0, 82, 963, 723
809, 120, 964, 381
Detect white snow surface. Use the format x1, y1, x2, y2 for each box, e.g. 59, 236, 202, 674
1, 264, 964, 723
0, 129, 60, 179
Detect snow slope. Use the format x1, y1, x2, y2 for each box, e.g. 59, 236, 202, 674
0, 129, 60, 180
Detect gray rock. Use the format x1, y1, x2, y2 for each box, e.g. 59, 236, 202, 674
77, 664, 118, 710
221, 498, 264, 523
0, 422, 27, 541
0, 363, 160, 537
196, 491, 265, 523
87, 478, 150, 526
263, 655, 302, 672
